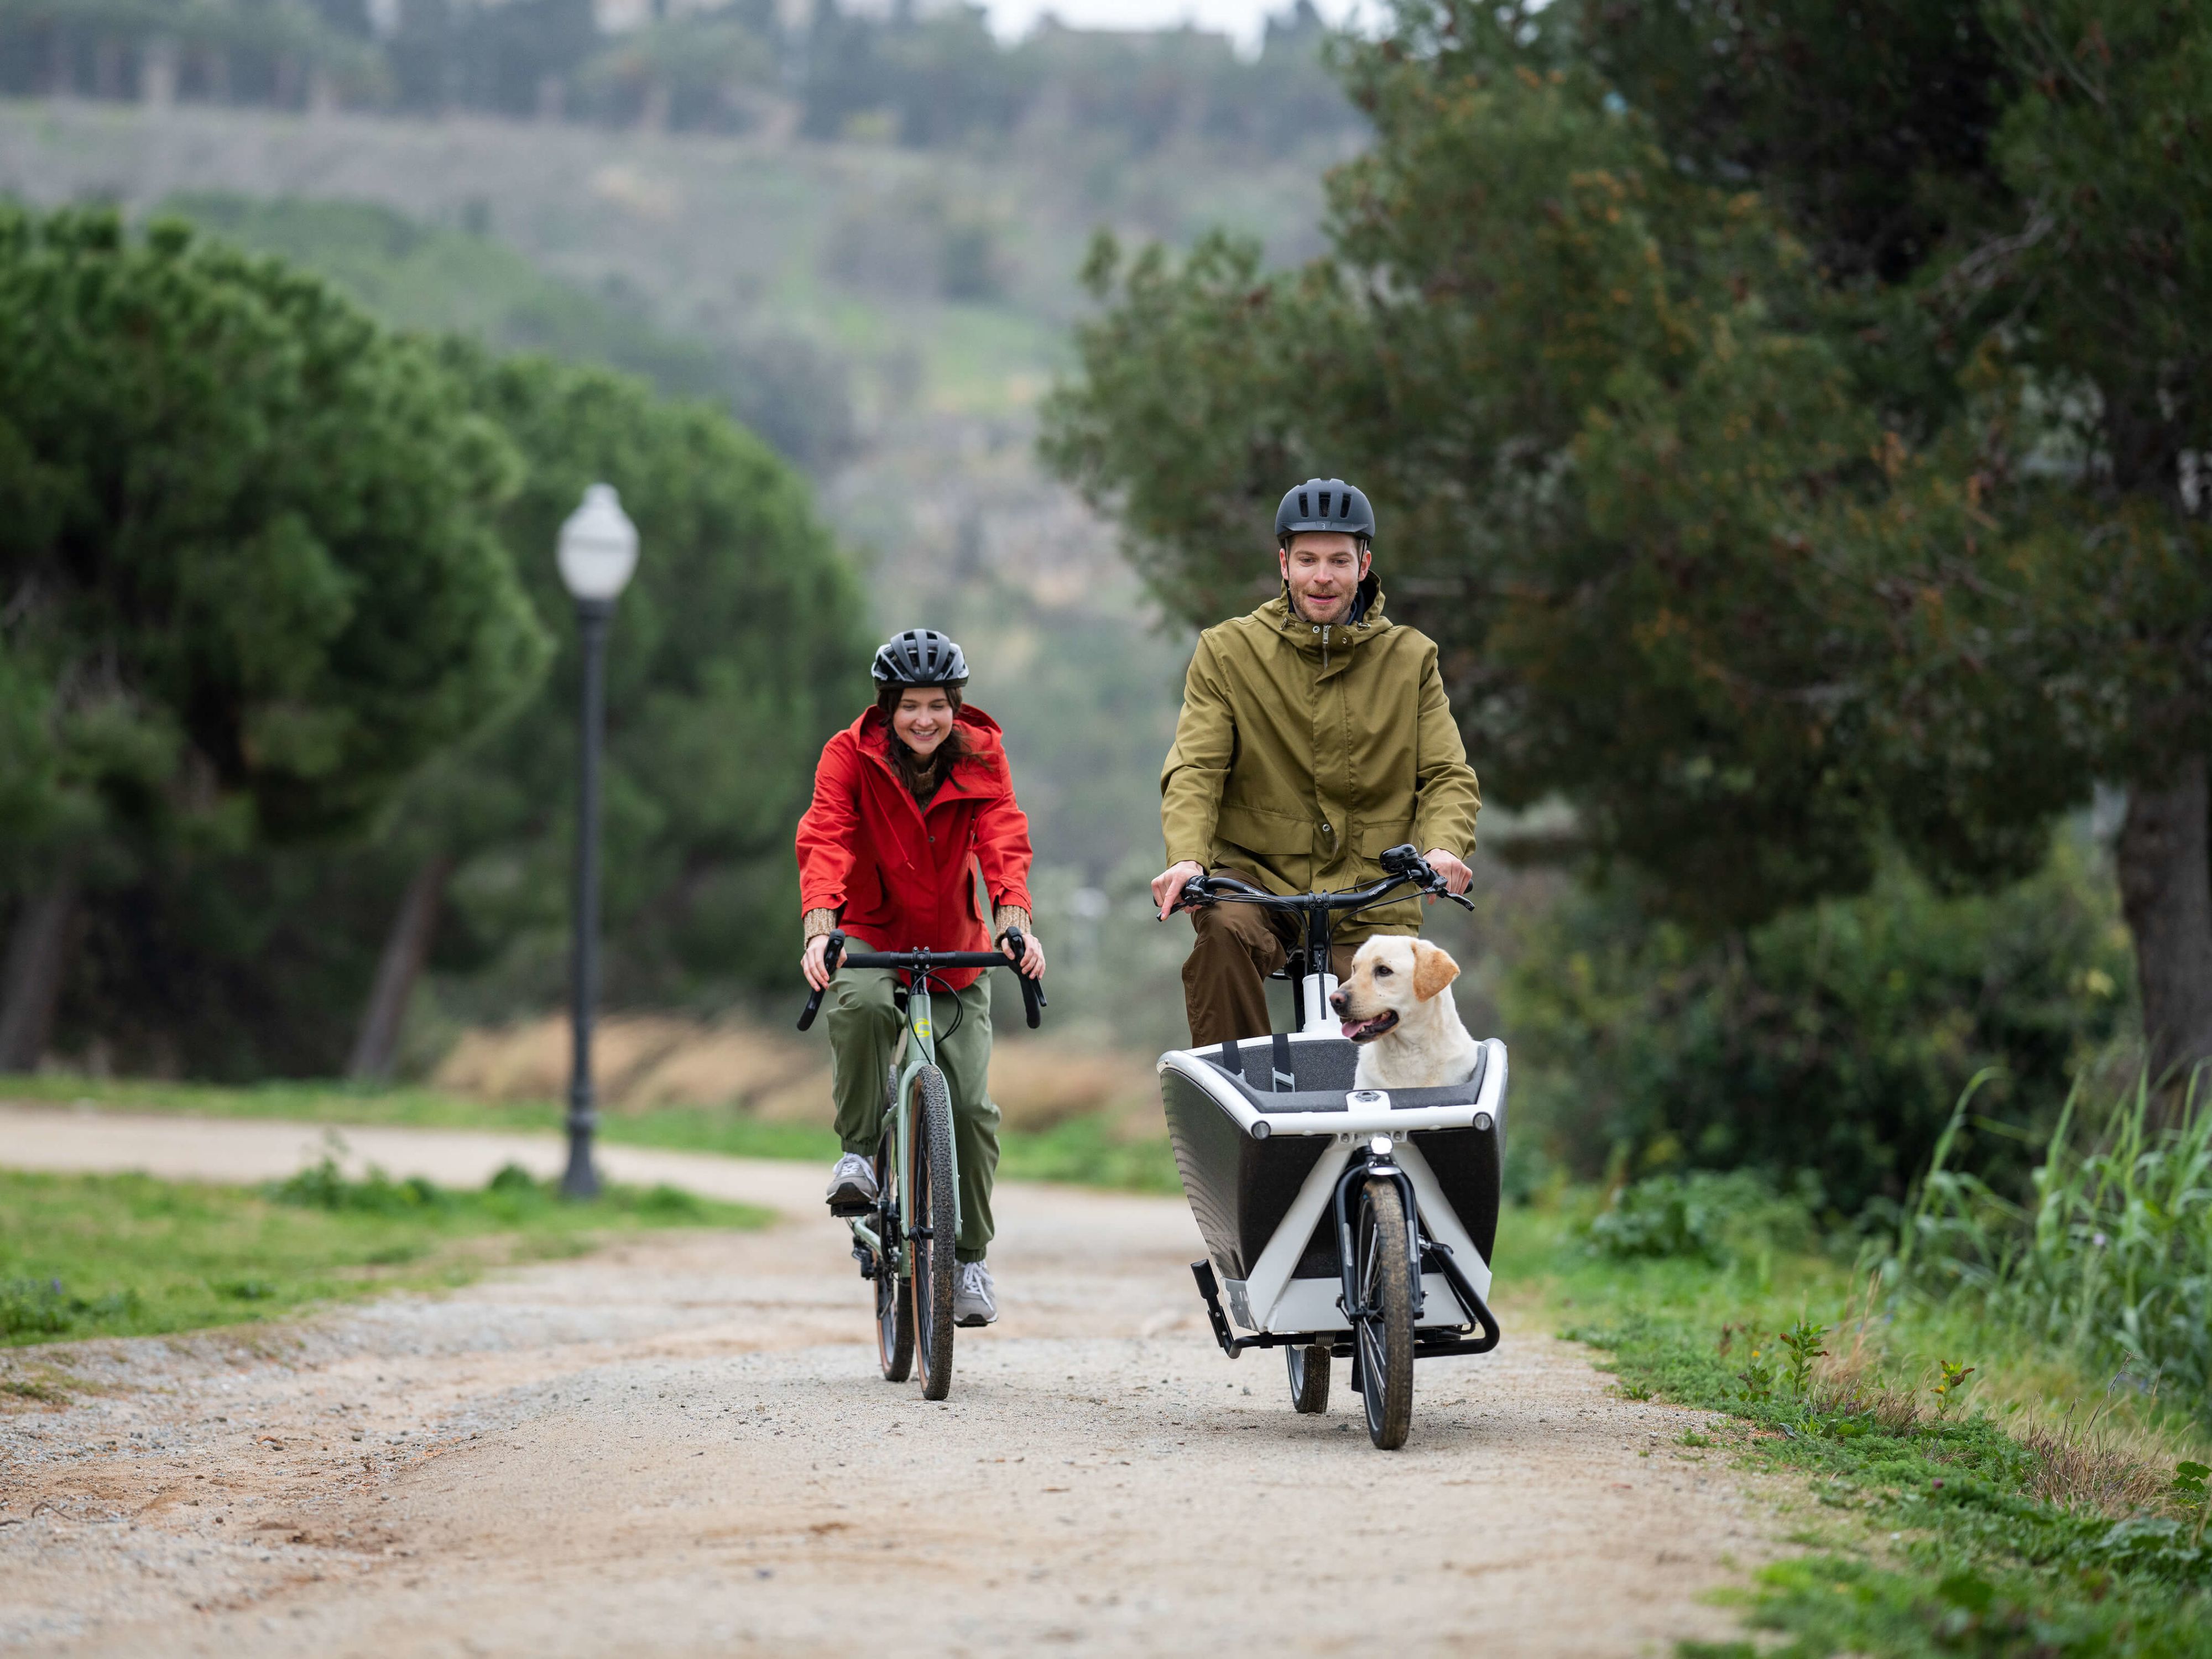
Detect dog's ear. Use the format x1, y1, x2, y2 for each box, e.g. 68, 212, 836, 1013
1410, 940, 1460, 1002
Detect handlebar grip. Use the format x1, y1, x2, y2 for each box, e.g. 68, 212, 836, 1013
1004, 928, 1045, 1029
1167, 876, 1215, 915
796, 933, 846, 1031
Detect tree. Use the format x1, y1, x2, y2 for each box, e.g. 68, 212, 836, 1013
343, 346, 870, 1075
0, 207, 548, 1068
1042, 0, 2212, 1114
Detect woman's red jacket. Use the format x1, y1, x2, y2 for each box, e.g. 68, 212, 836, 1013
795, 705, 1034, 992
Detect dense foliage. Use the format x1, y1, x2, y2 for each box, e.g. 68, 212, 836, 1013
1510, 838, 2137, 1210
46, 344, 868, 1076
0, 206, 546, 868
0, 206, 866, 1078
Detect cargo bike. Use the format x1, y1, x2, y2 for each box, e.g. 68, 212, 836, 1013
798, 929, 1044, 1401
1161, 847, 1506, 1449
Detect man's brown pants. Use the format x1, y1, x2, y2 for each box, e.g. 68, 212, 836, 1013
1181, 867, 1359, 1048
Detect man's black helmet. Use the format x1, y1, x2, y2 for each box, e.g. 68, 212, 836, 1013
871, 628, 969, 689
1275, 477, 1375, 546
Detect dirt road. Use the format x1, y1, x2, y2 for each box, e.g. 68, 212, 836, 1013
1, 1106, 1780, 1656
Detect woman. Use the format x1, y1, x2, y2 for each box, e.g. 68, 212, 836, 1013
795, 629, 1045, 1328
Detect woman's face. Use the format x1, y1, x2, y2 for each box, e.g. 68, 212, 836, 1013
893, 688, 954, 758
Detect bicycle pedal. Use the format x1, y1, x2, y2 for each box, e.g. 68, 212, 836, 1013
826, 1198, 874, 1217
851, 1242, 877, 1280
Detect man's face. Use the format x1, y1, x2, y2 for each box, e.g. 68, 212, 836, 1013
1279, 533, 1371, 625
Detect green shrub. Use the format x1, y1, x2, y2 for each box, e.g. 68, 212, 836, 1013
1888, 1073, 2212, 1415
1, 1279, 139, 1338
1505, 834, 2134, 1214
1588, 1168, 1818, 1264
269, 1158, 450, 1215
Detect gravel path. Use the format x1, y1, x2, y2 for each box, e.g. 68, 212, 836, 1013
1, 1105, 1781, 1656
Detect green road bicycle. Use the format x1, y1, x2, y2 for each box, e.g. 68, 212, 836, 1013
797, 931, 1044, 1400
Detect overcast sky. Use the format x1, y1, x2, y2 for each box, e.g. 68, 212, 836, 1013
979, 0, 1366, 53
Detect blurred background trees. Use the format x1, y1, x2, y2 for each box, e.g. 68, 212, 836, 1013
0, 206, 547, 1072
0, 0, 1364, 150
0, 205, 867, 1081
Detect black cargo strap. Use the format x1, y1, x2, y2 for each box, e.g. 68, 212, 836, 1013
1271, 1030, 1295, 1093
1218, 1038, 1241, 1077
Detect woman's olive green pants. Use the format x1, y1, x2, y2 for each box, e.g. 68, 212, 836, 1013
824, 967, 999, 1263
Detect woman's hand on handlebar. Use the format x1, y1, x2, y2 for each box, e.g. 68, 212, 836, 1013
1000, 927, 1046, 978
801, 933, 837, 992
1152, 860, 1206, 920
1423, 848, 1473, 899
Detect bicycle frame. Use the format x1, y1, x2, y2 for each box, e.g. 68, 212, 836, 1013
859, 973, 951, 1282
797, 932, 1044, 1286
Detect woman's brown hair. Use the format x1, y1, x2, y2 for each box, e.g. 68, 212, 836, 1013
875, 683, 972, 802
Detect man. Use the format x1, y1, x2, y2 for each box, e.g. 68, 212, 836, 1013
1151, 477, 1480, 1047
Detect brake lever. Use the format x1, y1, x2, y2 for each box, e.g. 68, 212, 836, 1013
1161, 877, 1217, 918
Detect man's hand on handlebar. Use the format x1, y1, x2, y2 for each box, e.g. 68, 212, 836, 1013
801, 932, 837, 992
1000, 927, 1047, 978
1152, 859, 1206, 920
1423, 848, 1473, 899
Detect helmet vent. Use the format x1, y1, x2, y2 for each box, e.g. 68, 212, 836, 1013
1297, 491, 1310, 518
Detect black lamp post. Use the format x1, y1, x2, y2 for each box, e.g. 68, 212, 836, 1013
556, 482, 639, 1199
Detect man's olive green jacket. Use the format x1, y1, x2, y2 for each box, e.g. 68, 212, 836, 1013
1160, 578, 1480, 940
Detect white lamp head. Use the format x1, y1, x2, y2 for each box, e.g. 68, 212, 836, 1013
557, 483, 640, 603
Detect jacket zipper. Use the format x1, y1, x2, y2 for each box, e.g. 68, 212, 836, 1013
1321, 624, 1331, 671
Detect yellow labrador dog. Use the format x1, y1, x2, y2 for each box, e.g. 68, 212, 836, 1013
1328, 935, 1480, 1090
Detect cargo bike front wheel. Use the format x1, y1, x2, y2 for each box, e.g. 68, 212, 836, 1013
1352, 1177, 1415, 1450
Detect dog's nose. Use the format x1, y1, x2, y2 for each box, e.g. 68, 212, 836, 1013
1328, 989, 1350, 1015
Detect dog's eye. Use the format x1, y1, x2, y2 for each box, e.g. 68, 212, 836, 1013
1373, 964, 1392, 978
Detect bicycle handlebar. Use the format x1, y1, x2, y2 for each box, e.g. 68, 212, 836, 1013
1167, 843, 1475, 919
796, 929, 1046, 1032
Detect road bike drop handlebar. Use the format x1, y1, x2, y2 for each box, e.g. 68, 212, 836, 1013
796, 928, 1046, 1033
1167, 843, 1476, 920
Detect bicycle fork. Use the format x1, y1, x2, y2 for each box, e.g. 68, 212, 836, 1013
1334, 1139, 1425, 1328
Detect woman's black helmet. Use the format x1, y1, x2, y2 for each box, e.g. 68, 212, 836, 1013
1275, 477, 1375, 547
871, 628, 969, 689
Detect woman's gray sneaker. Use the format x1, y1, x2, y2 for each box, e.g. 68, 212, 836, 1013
953, 1260, 997, 1327
826, 1151, 878, 1213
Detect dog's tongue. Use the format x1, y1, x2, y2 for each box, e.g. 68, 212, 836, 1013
1341, 1018, 1374, 1041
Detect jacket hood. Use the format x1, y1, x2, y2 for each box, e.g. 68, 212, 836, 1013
851, 702, 1006, 781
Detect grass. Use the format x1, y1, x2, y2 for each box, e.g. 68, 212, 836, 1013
1896, 1072, 2212, 1410
1501, 1187, 2212, 1658
0, 1159, 768, 1352
0, 1071, 1181, 1192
